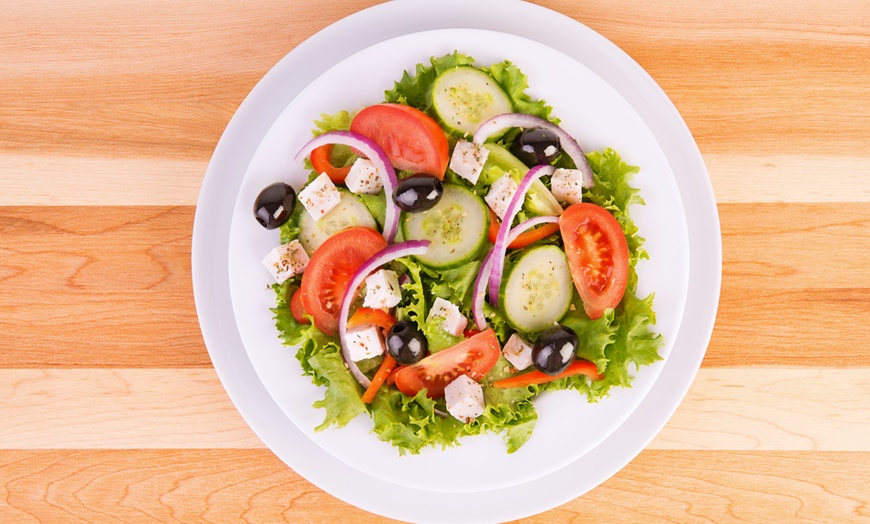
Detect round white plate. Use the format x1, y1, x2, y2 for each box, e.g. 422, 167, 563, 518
192, 1, 720, 522
228, 27, 688, 494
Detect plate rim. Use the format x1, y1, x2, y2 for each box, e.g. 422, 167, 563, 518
192, 1, 721, 522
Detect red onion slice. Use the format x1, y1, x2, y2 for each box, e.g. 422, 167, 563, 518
295, 131, 400, 243
473, 113, 593, 188
338, 240, 430, 388
472, 250, 495, 330
510, 215, 561, 241
471, 216, 561, 329
488, 165, 555, 306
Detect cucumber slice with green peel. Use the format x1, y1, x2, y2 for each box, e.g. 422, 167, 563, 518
431, 66, 513, 137
401, 184, 489, 269
499, 245, 573, 333
299, 190, 378, 255
482, 143, 563, 217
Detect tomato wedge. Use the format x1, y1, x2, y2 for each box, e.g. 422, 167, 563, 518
487, 209, 561, 249
559, 203, 629, 320
492, 359, 603, 388
347, 307, 395, 333
310, 144, 351, 183
349, 104, 449, 177
289, 288, 310, 325
393, 329, 500, 398
299, 227, 387, 335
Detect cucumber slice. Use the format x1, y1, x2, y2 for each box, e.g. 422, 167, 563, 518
431, 66, 513, 137
482, 143, 563, 217
299, 190, 378, 255
401, 184, 489, 269
499, 245, 572, 333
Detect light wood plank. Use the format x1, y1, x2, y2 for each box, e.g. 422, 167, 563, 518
652, 368, 870, 451
706, 154, 870, 204
0, 369, 262, 449
0, 449, 865, 523
0, 368, 866, 451
4, 152, 870, 206
3, 203, 870, 368
0, 154, 206, 206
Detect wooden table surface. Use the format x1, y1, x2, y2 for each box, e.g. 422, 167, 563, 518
2, 0, 868, 522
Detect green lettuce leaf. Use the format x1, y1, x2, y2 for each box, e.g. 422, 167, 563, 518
272, 283, 366, 430
370, 388, 464, 455
309, 343, 367, 431
474, 357, 538, 452
487, 60, 556, 123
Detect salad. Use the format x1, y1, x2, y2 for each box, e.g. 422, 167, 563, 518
253, 52, 662, 454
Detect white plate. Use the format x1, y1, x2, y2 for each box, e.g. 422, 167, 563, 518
228, 27, 688, 494
192, 1, 720, 522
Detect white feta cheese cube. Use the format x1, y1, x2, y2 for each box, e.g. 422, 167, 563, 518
261, 239, 309, 284
345, 324, 386, 362
445, 375, 485, 423
551, 168, 585, 206
449, 140, 489, 185
298, 172, 341, 220
427, 297, 468, 337
363, 269, 402, 309
503, 333, 533, 370
345, 158, 383, 195
484, 173, 519, 221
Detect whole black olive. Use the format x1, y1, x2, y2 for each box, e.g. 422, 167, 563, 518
532, 324, 578, 376
511, 127, 562, 166
386, 320, 428, 365
392, 174, 443, 212
254, 182, 296, 229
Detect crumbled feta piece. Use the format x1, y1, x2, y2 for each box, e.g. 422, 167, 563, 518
503, 333, 533, 370
345, 324, 386, 362
261, 239, 309, 284
427, 297, 468, 337
345, 158, 383, 195
445, 375, 485, 423
551, 168, 585, 206
363, 269, 402, 309
449, 140, 489, 185
298, 172, 341, 220
484, 173, 519, 221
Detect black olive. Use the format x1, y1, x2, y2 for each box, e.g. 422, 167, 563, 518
511, 127, 562, 166
254, 182, 296, 230
386, 321, 428, 365
532, 325, 578, 376
392, 174, 443, 212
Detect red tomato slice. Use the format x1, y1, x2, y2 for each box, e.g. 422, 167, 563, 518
349, 104, 449, 178
299, 228, 387, 336
393, 329, 500, 398
559, 203, 629, 320
289, 288, 310, 325
310, 144, 351, 183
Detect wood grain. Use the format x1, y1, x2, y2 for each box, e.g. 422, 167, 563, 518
3, 203, 869, 368
1, 368, 866, 451
2, 0, 868, 521
0, 206, 206, 368
0, 449, 865, 523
